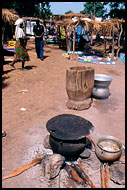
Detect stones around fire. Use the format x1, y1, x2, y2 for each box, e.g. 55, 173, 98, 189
43, 134, 51, 149
41, 154, 65, 179
81, 151, 100, 170
109, 163, 125, 185
80, 148, 91, 158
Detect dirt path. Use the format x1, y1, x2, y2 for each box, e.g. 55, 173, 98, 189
2, 38, 125, 188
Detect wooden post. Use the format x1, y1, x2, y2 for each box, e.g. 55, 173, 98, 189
90, 32, 93, 46
111, 25, 115, 59
73, 26, 76, 55
116, 22, 123, 58
68, 27, 71, 52
65, 26, 68, 51
104, 34, 107, 56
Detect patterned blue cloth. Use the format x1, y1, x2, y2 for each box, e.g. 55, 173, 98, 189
78, 58, 117, 65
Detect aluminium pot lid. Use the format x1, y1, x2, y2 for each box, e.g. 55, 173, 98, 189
46, 114, 95, 140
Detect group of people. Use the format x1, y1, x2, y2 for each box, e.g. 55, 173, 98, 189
10, 19, 45, 70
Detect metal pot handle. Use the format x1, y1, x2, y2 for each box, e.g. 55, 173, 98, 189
122, 144, 125, 151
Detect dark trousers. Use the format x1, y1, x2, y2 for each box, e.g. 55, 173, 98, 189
35, 38, 43, 58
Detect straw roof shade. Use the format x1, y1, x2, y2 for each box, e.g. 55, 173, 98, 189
63, 12, 89, 19
56, 18, 76, 27
87, 18, 125, 37
22, 17, 44, 23
2, 8, 19, 25
55, 13, 90, 21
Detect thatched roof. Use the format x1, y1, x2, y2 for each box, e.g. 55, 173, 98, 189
90, 18, 125, 36
22, 17, 44, 23
56, 17, 125, 37
55, 12, 89, 21
63, 12, 89, 18
2, 8, 19, 25
56, 18, 75, 26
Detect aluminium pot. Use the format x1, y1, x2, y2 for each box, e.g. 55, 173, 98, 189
92, 74, 113, 99
95, 136, 123, 162
92, 87, 110, 99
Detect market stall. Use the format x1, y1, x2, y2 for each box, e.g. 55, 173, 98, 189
55, 13, 125, 59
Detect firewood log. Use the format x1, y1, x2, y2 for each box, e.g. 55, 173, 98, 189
100, 163, 105, 188
76, 163, 96, 188
64, 164, 84, 185
2, 157, 42, 180
104, 163, 110, 188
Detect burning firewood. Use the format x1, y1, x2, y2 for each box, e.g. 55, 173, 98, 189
71, 163, 87, 185
104, 163, 110, 188
76, 162, 96, 188
64, 163, 86, 186
100, 162, 110, 188
100, 163, 105, 188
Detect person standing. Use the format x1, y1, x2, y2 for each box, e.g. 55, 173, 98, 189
33, 20, 44, 61
10, 18, 30, 70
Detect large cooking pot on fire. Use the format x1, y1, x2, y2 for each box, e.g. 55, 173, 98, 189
95, 136, 124, 162
46, 114, 95, 156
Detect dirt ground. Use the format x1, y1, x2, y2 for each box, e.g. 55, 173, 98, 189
2, 38, 125, 188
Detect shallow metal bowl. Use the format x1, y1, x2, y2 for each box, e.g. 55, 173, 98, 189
95, 136, 123, 162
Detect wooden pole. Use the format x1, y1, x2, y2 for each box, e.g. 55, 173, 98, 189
111, 25, 115, 59
68, 27, 71, 52
104, 34, 106, 56
116, 22, 123, 58
65, 26, 68, 51
73, 26, 76, 55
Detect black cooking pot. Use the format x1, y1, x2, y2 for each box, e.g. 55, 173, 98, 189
49, 135, 86, 156
46, 114, 95, 156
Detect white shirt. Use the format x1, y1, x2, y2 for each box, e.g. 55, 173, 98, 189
15, 26, 25, 40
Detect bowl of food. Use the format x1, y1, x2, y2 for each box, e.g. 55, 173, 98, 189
95, 136, 123, 162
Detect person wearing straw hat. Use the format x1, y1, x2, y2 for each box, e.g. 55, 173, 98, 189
10, 18, 30, 70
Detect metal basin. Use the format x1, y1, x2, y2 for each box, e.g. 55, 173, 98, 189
95, 136, 123, 162
94, 74, 113, 88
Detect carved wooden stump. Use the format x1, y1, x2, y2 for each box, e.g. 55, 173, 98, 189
66, 66, 94, 110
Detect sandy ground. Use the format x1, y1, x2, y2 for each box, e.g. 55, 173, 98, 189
2, 38, 125, 188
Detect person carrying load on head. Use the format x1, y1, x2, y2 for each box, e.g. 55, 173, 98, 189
10, 18, 30, 70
